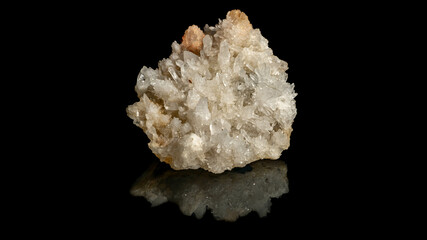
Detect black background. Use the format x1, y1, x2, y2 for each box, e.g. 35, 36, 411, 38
32, 2, 390, 237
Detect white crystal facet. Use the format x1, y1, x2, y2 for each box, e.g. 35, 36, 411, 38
127, 10, 297, 173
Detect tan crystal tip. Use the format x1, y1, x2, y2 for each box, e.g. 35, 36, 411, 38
226, 9, 253, 29
181, 25, 205, 55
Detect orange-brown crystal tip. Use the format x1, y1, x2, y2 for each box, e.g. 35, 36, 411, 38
226, 9, 253, 29
181, 25, 205, 55
227, 10, 248, 22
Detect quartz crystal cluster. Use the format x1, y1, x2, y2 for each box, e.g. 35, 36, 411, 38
127, 10, 297, 174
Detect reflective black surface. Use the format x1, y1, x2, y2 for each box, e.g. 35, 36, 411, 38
131, 159, 289, 221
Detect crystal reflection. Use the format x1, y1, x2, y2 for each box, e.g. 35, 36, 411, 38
131, 159, 289, 221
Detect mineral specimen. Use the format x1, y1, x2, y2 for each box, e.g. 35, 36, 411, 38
127, 10, 297, 174
131, 159, 289, 221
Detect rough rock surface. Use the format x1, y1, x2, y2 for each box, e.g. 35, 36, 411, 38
131, 159, 289, 221
127, 10, 297, 173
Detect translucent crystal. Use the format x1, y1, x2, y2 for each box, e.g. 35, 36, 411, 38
127, 10, 297, 173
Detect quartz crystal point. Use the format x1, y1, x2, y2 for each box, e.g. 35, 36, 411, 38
131, 159, 289, 221
127, 10, 297, 174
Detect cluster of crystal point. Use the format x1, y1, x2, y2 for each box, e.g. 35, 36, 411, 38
127, 10, 297, 174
